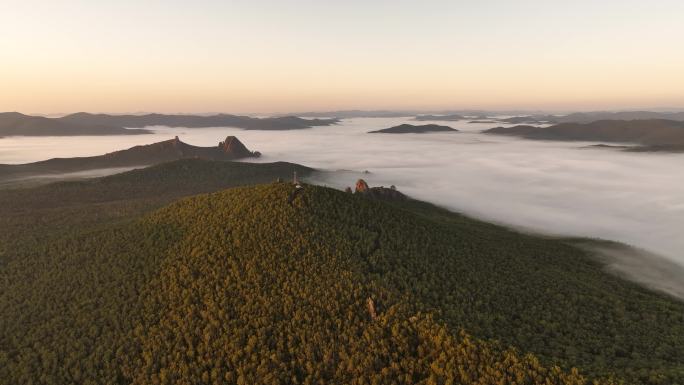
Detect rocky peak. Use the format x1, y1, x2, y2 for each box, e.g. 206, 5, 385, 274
355, 179, 369, 193
219, 136, 259, 158
354, 179, 407, 201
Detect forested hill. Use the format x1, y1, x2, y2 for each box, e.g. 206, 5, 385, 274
0, 159, 311, 209
0, 159, 313, 259
1, 178, 683, 384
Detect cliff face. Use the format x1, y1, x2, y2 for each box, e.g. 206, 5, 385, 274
219, 136, 259, 158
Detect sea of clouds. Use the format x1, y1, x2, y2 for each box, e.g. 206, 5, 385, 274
2, 116, 683, 279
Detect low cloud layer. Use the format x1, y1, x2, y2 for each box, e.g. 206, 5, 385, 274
2, 117, 683, 272
245, 118, 684, 268
572, 240, 684, 300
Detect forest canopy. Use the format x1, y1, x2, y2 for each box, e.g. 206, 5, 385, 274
1, 162, 683, 385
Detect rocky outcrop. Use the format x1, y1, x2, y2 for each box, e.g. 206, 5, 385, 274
0, 136, 261, 179
355, 179, 370, 193
354, 179, 407, 201
219, 136, 260, 158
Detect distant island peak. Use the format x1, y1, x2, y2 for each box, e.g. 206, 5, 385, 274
369, 123, 458, 134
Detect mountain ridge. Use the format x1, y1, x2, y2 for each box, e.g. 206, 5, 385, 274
0, 111, 151, 137
413, 114, 466, 121
484, 119, 684, 150
0, 112, 339, 137
59, 112, 339, 130
0, 136, 260, 180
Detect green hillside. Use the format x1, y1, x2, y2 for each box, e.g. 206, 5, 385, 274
0, 159, 312, 259
2, 177, 683, 385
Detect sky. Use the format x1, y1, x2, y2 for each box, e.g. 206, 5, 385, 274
1, 0, 683, 114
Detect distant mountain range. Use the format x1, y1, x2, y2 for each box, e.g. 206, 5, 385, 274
0, 112, 339, 137
415, 111, 684, 125
0, 136, 260, 180
286, 110, 417, 118
289, 110, 547, 119
550, 111, 684, 123
60, 112, 339, 130
369, 123, 458, 134
274, 109, 684, 122
0, 112, 151, 137
484, 119, 684, 151
496, 111, 684, 125
413, 114, 465, 121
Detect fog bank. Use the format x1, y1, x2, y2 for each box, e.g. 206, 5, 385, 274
573, 241, 684, 301
2, 117, 683, 270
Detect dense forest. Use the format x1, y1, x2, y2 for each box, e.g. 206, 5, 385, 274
0, 159, 312, 263
1, 163, 683, 384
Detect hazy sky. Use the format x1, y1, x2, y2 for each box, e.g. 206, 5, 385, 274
1, 0, 683, 113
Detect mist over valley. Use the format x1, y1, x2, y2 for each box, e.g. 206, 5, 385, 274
3, 116, 683, 270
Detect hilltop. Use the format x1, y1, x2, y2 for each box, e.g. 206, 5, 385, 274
0, 136, 260, 181
1, 168, 683, 384
0, 112, 150, 137
60, 112, 339, 130
484, 119, 684, 150
369, 123, 458, 134
0, 158, 311, 210
0, 158, 313, 261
